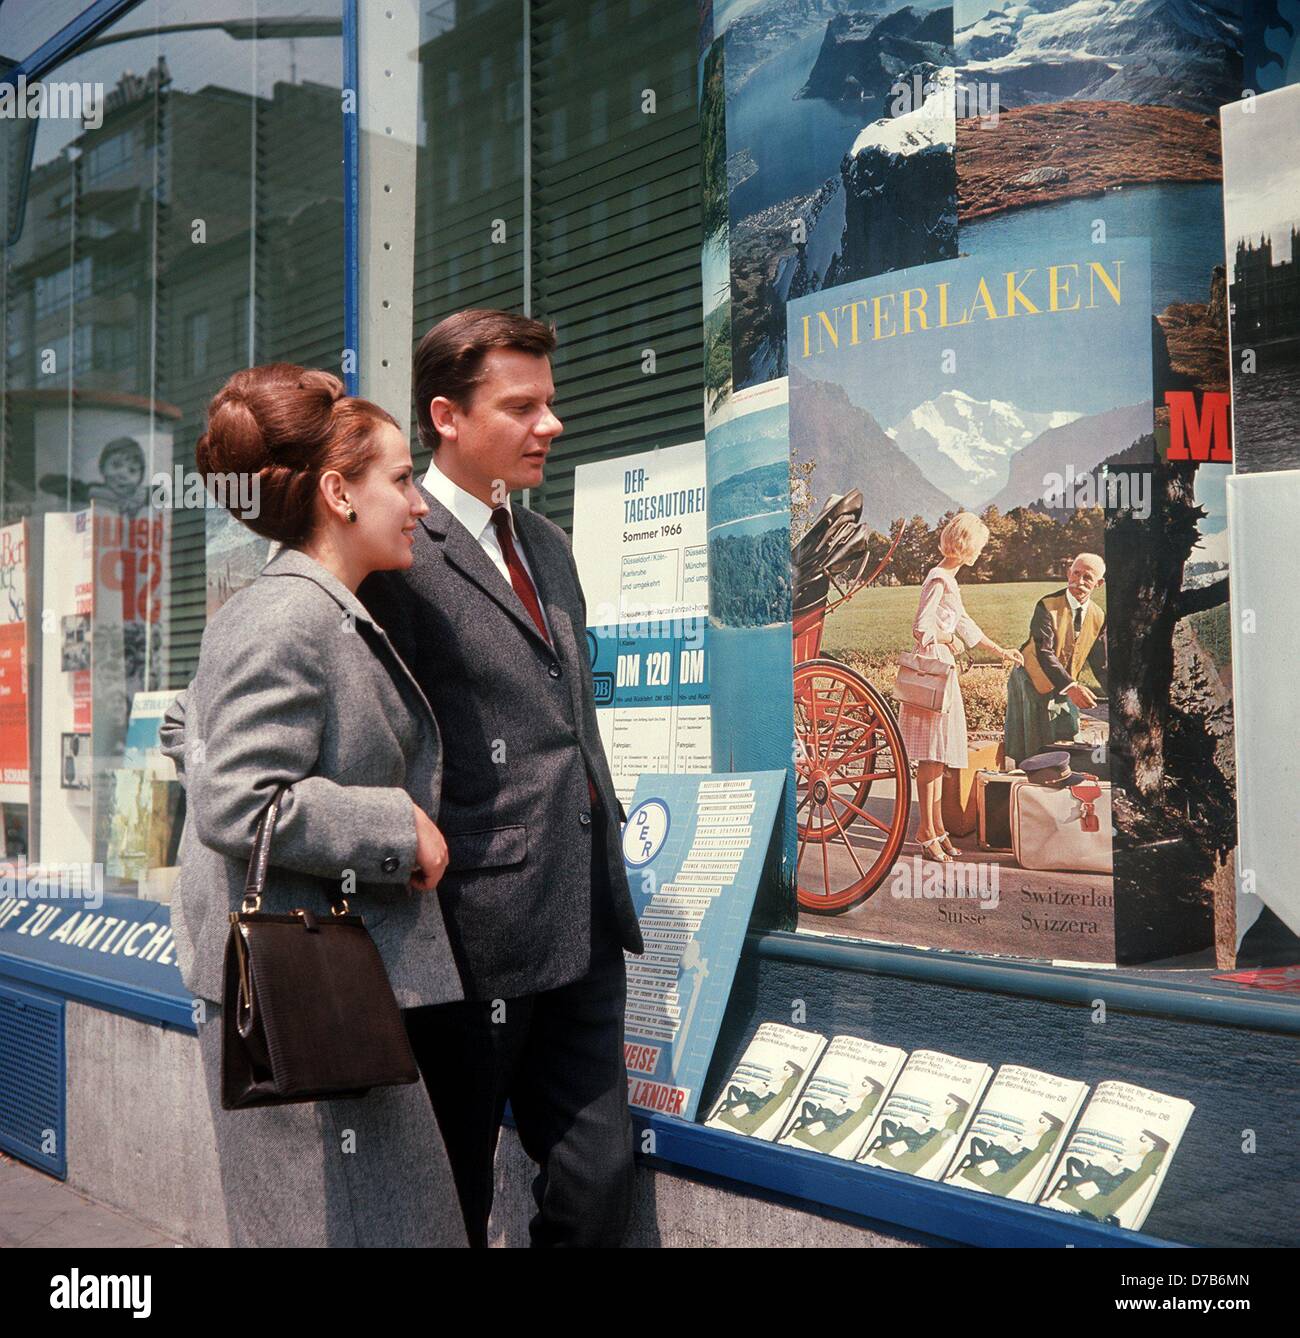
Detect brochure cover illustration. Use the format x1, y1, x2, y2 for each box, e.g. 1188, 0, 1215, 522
697, 1008, 1198, 1232
785, 238, 1152, 962
942, 1063, 1088, 1202
776, 1034, 907, 1159
856, 1048, 992, 1181
704, 1022, 827, 1141
621, 770, 785, 1120
1038, 1080, 1194, 1230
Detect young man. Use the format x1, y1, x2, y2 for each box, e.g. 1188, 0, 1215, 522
1003, 552, 1108, 765
359, 309, 644, 1248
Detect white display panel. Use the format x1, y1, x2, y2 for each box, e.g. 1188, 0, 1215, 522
1226, 469, 1300, 940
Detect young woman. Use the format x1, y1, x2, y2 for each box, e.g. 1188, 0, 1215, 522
897, 512, 1023, 863
161, 363, 466, 1246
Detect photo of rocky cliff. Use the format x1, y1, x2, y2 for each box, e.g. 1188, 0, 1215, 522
721, 1, 958, 389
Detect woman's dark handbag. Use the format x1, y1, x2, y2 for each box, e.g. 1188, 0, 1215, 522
221, 786, 420, 1110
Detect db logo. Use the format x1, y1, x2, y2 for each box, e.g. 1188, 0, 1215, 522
622, 798, 670, 867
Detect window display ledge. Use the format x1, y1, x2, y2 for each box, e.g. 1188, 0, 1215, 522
636, 1113, 1177, 1249
753, 931, 1300, 1036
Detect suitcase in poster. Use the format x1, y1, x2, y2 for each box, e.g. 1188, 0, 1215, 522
1011, 778, 1113, 874
976, 770, 1024, 852
943, 738, 1005, 838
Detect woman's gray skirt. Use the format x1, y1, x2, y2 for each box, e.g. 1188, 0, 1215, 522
195, 1004, 467, 1247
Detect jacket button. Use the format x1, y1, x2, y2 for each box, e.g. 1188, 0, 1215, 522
381, 855, 399, 873
578, 811, 592, 827
548, 662, 562, 678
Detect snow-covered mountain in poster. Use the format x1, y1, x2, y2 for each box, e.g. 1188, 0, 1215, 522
955, 0, 1243, 112
887, 389, 1079, 507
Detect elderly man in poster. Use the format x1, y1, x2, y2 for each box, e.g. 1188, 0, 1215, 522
1004, 553, 1108, 765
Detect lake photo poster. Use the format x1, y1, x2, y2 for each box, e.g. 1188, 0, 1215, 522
718, 1, 957, 391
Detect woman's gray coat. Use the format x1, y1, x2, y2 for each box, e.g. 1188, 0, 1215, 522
162, 544, 467, 1247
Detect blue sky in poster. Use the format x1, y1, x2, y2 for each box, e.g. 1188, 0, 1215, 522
786, 238, 1154, 426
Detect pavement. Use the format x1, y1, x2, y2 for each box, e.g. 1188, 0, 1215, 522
0, 1152, 182, 1248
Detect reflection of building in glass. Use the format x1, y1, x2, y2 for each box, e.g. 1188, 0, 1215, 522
5, 59, 345, 468
3, 49, 344, 685
1230, 229, 1300, 348
0, 22, 346, 877
416, 1, 525, 322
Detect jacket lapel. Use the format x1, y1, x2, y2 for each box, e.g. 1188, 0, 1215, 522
261, 545, 440, 728
513, 507, 589, 725
419, 485, 554, 654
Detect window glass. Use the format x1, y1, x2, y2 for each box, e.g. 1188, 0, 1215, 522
0, 0, 345, 890
412, 0, 703, 531
0, 2, 93, 69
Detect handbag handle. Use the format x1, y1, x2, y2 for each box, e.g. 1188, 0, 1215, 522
239, 785, 349, 917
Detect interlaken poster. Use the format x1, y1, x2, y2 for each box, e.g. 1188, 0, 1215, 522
786, 240, 1151, 963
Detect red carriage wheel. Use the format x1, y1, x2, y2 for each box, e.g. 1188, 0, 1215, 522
793, 657, 911, 913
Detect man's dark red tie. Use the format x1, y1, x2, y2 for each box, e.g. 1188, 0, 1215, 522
491, 507, 601, 812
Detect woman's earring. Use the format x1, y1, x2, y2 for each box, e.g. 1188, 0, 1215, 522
345, 505, 357, 524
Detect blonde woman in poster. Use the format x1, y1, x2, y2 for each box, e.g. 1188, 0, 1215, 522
897, 513, 1023, 862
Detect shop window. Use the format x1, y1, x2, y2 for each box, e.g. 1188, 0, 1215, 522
0, 0, 346, 889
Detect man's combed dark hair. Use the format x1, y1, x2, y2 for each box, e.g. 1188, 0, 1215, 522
412, 308, 557, 453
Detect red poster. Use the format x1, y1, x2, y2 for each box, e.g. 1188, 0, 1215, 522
0, 522, 28, 786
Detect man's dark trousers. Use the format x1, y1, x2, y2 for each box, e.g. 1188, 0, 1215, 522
403, 818, 633, 1248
